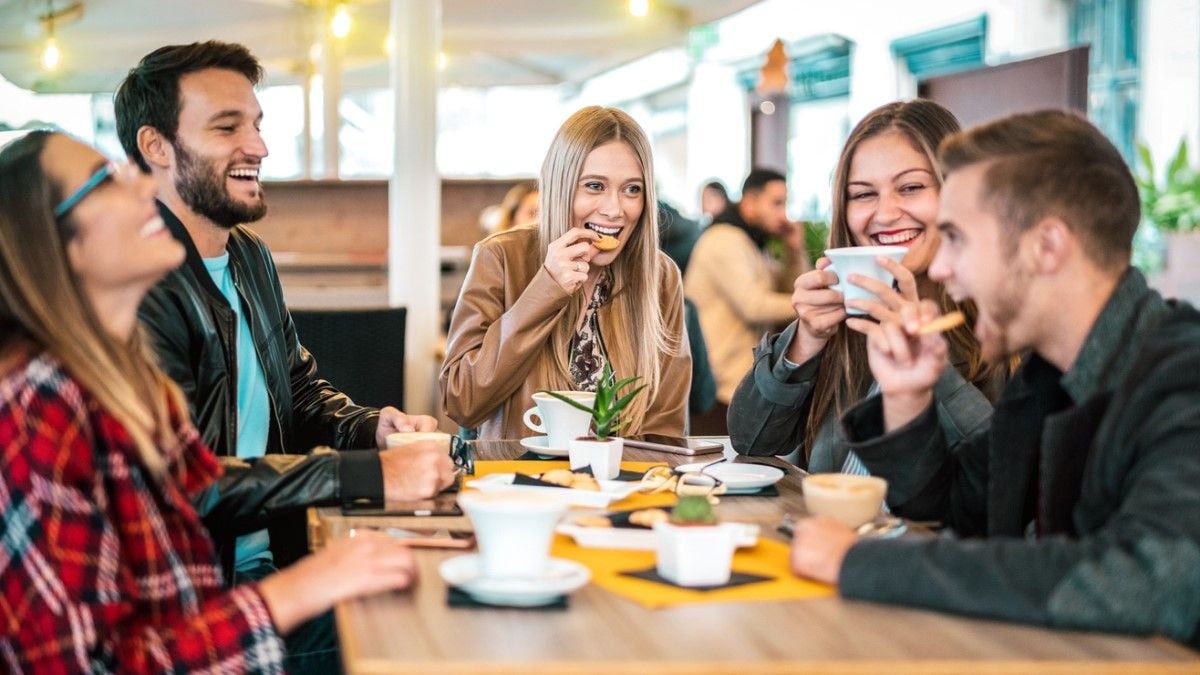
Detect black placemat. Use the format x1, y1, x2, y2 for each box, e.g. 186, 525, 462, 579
515, 450, 560, 461
618, 567, 774, 592
577, 465, 645, 482
446, 586, 568, 610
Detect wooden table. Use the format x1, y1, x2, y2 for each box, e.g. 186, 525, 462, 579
312, 440, 1198, 674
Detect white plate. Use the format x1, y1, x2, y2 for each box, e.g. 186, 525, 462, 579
518, 435, 570, 458
675, 462, 785, 491
439, 554, 590, 607
557, 522, 759, 551
465, 473, 640, 507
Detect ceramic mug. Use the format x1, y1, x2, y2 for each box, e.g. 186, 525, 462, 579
823, 246, 907, 316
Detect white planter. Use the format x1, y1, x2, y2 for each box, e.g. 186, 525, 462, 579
568, 436, 623, 479
653, 522, 740, 587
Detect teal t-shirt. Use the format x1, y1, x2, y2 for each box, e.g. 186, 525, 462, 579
203, 253, 273, 571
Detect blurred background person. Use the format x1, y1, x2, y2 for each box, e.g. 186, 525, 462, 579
658, 199, 716, 417
495, 180, 540, 233
699, 179, 730, 227
685, 168, 808, 434
728, 100, 1001, 471
441, 106, 690, 440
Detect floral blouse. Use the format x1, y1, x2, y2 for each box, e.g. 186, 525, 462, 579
569, 271, 612, 390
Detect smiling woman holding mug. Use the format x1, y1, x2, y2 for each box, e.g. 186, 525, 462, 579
441, 106, 690, 441
0, 131, 422, 672
727, 100, 1004, 474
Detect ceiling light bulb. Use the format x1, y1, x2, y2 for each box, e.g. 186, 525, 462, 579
629, 0, 649, 18
438, 51, 448, 70
41, 36, 61, 71
384, 34, 393, 55
330, 4, 351, 39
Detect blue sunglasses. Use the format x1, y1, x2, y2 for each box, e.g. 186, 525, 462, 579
54, 163, 116, 219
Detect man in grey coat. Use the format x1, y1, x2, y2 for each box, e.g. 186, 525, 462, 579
790, 110, 1200, 647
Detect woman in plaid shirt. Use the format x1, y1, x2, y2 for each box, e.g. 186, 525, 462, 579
0, 131, 420, 673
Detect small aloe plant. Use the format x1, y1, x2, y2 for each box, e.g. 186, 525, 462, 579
541, 363, 645, 441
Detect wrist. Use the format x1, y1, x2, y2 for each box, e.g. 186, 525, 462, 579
786, 331, 825, 365
880, 390, 933, 432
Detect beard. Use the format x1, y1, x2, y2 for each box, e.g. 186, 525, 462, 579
977, 259, 1032, 364
173, 141, 267, 228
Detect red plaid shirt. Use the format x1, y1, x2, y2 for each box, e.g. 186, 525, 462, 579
0, 351, 287, 673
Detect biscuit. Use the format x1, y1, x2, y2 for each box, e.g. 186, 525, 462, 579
593, 235, 620, 251
629, 508, 669, 528
574, 515, 613, 528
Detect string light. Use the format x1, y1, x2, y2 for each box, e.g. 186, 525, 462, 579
438, 51, 447, 70
628, 0, 648, 18
330, 2, 351, 39
384, 33, 393, 55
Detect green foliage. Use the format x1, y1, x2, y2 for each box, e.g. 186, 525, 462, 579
1136, 138, 1200, 233
540, 363, 645, 441
803, 220, 831, 268
670, 495, 717, 524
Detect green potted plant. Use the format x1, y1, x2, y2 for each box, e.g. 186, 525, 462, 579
1136, 139, 1200, 296
541, 363, 644, 479
653, 496, 740, 586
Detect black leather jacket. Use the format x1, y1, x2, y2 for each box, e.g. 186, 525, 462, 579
139, 202, 385, 573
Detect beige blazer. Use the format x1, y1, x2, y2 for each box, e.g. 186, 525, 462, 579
440, 227, 691, 440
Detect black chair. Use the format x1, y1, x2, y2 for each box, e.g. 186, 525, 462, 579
290, 307, 406, 410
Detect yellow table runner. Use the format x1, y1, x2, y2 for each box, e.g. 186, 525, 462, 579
471, 460, 834, 609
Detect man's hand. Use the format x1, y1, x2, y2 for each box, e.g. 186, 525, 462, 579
375, 406, 439, 449
846, 300, 948, 431
790, 515, 859, 585
378, 441, 456, 501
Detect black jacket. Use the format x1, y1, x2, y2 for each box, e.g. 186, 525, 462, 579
839, 270, 1200, 646
139, 202, 385, 573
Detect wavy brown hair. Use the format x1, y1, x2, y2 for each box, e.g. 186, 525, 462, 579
804, 100, 998, 458
0, 131, 187, 476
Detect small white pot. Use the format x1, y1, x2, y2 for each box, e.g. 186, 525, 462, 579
568, 436, 623, 479
653, 522, 740, 587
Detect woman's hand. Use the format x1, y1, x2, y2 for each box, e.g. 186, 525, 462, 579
842, 256, 920, 326
257, 533, 418, 635
544, 227, 599, 294
786, 257, 846, 364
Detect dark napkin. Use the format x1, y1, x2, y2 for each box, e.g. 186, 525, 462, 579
577, 465, 645, 482
446, 586, 568, 610
515, 450, 560, 461
511, 473, 572, 488
618, 567, 774, 592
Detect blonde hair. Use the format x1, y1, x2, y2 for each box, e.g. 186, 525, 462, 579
495, 181, 538, 233
535, 107, 680, 432
0, 131, 186, 476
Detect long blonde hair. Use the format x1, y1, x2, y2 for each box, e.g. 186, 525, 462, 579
0, 131, 186, 476
535, 107, 680, 432
805, 100, 998, 457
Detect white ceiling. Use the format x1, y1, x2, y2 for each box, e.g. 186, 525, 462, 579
0, 0, 758, 93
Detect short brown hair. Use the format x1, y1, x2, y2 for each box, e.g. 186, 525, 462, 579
939, 110, 1139, 269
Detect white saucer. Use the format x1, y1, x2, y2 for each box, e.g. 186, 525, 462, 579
519, 435, 570, 458
675, 461, 785, 491
439, 554, 590, 607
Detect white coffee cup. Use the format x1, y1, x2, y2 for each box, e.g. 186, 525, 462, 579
458, 491, 566, 578
823, 246, 908, 316
385, 430, 452, 450
523, 391, 595, 448
802, 473, 888, 528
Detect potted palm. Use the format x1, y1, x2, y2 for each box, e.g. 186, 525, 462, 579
653, 496, 740, 586
1136, 139, 1200, 301
541, 363, 644, 480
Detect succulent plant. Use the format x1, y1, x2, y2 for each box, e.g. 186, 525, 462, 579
670, 495, 717, 525
541, 362, 645, 441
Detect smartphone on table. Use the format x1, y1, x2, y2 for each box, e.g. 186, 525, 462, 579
372, 527, 475, 549
622, 434, 725, 456
341, 489, 463, 517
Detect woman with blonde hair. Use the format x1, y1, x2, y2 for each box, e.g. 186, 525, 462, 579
728, 100, 1002, 472
0, 131, 418, 672
442, 106, 690, 441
